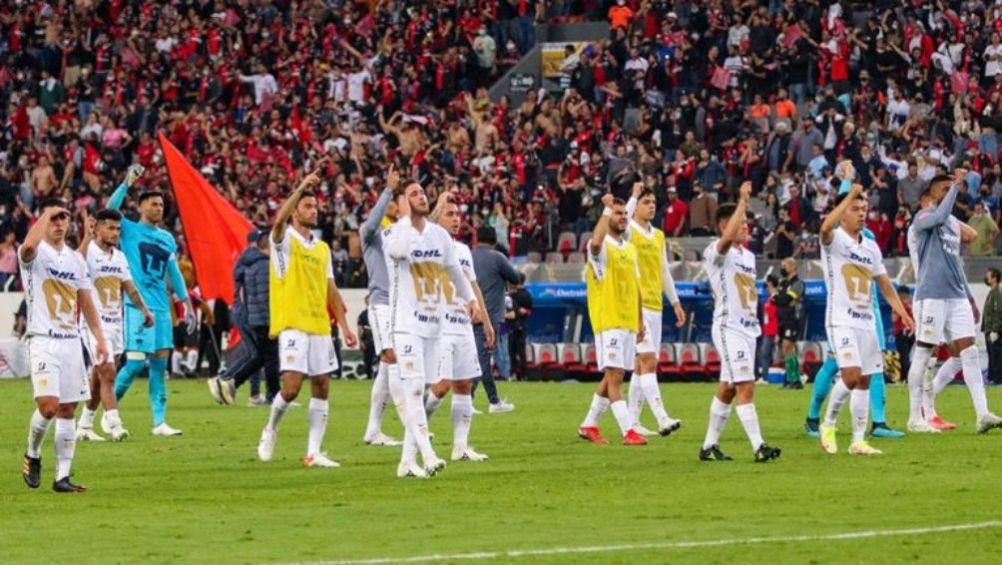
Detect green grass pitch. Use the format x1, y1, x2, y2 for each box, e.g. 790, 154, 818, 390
2, 378, 1001, 564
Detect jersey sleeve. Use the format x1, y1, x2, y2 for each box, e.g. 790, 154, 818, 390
704, 241, 725, 267
270, 230, 293, 279
587, 242, 608, 282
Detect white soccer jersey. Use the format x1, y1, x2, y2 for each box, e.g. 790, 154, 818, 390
703, 240, 761, 338
19, 241, 92, 339
822, 227, 887, 330
443, 240, 476, 336
386, 219, 463, 338
84, 241, 132, 328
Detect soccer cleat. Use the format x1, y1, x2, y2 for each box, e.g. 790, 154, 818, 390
976, 412, 1002, 434
219, 379, 237, 405
623, 429, 648, 445
207, 377, 224, 404
76, 427, 106, 442
928, 415, 957, 431
488, 400, 515, 414
470, 406, 484, 415
804, 418, 820, 438
396, 462, 429, 479
451, 446, 489, 461
52, 477, 86, 493
907, 419, 941, 434
787, 381, 804, 390
870, 423, 905, 439
257, 429, 277, 462
634, 425, 658, 437
577, 426, 608, 445
152, 423, 183, 436
848, 441, 883, 455
754, 443, 782, 463
658, 418, 682, 437
365, 432, 403, 447
303, 452, 340, 468
109, 426, 130, 442
819, 424, 838, 454
424, 457, 447, 476
699, 444, 733, 461
247, 395, 269, 407
22, 453, 41, 489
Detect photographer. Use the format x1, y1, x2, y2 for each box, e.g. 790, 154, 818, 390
774, 258, 805, 389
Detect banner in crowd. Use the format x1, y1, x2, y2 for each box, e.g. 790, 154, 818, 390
540, 42, 585, 77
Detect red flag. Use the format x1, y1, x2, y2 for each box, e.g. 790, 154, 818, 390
159, 133, 252, 305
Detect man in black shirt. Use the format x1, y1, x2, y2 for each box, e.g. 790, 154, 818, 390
774, 258, 805, 389
509, 275, 533, 380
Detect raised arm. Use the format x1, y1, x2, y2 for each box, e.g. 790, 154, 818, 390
821, 183, 864, 245
590, 193, 615, 256
716, 181, 751, 254
77, 210, 95, 257
273, 171, 320, 243
19, 206, 66, 264
911, 186, 959, 232
626, 181, 642, 220
107, 164, 145, 211
361, 167, 400, 243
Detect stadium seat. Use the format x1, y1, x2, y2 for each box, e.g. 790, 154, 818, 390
799, 341, 823, 379
566, 251, 585, 264
583, 343, 598, 372
545, 252, 564, 264
700, 343, 721, 380
658, 342, 681, 378
578, 232, 593, 252
558, 343, 587, 375
534, 343, 558, 367
527, 252, 542, 264
677, 343, 705, 382
557, 232, 577, 255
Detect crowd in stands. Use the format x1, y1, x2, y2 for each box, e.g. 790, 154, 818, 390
3, 1, 1002, 293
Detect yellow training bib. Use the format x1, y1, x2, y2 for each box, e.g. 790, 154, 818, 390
270, 235, 331, 337
586, 239, 640, 333
630, 223, 666, 312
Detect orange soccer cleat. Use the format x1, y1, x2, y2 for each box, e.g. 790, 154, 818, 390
578, 426, 609, 444
623, 429, 648, 446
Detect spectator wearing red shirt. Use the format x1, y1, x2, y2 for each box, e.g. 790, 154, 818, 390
663, 186, 687, 236
758, 274, 781, 380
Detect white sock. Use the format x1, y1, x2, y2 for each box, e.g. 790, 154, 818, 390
387, 364, 418, 465
925, 357, 961, 418
404, 377, 437, 463
452, 394, 473, 449
824, 378, 852, 428
850, 389, 869, 444
186, 350, 198, 372
581, 393, 610, 428
307, 398, 329, 456
266, 394, 290, 431
640, 373, 672, 428
735, 403, 764, 451
79, 407, 96, 429
104, 408, 122, 429
171, 351, 183, 374
960, 346, 989, 418
364, 362, 391, 440
54, 418, 76, 480
609, 400, 633, 435
909, 347, 933, 421
425, 389, 444, 418
627, 376, 645, 425
702, 397, 732, 450
26, 410, 52, 458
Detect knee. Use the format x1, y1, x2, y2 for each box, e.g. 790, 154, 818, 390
56, 403, 77, 419
453, 380, 473, 395
36, 400, 58, 419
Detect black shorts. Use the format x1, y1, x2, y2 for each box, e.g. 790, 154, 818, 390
173, 324, 198, 348
780, 325, 800, 341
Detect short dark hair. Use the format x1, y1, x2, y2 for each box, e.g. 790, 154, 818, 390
834, 190, 865, 207
929, 174, 952, 187
718, 202, 738, 224
638, 189, 656, 200
95, 209, 122, 223
990, 268, 1002, 283
298, 189, 317, 200
477, 226, 497, 245
38, 197, 67, 212
612, 197, 626, 207
138, 191, 163, 205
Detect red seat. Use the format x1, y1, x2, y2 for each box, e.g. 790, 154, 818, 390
535, 343, 558, 366
559, 343, 588, 373
701, 343, 721, 379
658, 342, 681, 376
584, 343, 598, 371
678, 343, 705, 381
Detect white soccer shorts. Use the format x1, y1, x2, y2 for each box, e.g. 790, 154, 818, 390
828, 325, 884, 376
369, 303, 393, 354
915, 298, 976, 345
393, 332, 441, 384
596, 329, 636, 372
27, 336, 90, 403
278, 329, 339, 377
712, 325, 756, 384
436, 331, 482, 382
636, 308, 663, 355
82, 322, 124, 367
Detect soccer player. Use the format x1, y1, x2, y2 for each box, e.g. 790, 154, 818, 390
385, 181, 479, 478
76, 209, 154, 442
257, 172, 358, 467
577, 193, 647, 446
107, 165, 195, 436
358, 166, 403, 447
905, 170, 1002, 433
624, 182, 686, 437
818, 183, 914, 456
21, 198, 109, 493
425, 193, 495, 462
699, 182, 781, 462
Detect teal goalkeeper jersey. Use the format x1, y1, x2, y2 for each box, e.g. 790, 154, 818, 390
107, 183, 188, 311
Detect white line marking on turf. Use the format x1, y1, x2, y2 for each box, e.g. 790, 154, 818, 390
287, 521, 1002, 565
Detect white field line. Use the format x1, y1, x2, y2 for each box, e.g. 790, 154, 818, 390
283, 520, 1002, 565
